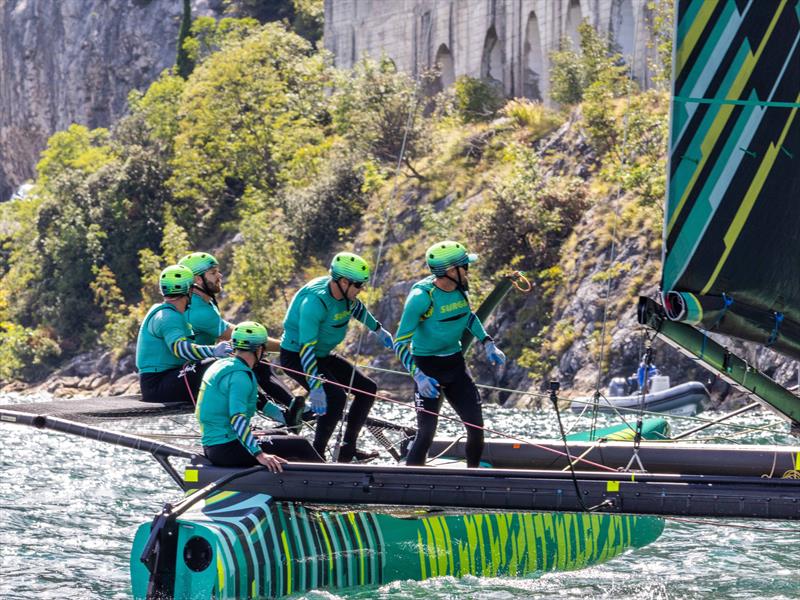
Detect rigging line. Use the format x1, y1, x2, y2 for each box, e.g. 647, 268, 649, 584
589, 10, 646, 441
334, 32, 428, 461
549, 383, 597, 512
354, 362, 789, 437
671, 401, 761, 440
266, 359, 619, 471
355, 363, 556, 400
570, 396, 786, 436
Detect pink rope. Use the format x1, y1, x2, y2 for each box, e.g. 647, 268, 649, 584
266, 359, 618, 472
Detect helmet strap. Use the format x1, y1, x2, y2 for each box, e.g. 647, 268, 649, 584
332, 277, 353, 309
443, 267, 469, 293
193, 274, 218, 306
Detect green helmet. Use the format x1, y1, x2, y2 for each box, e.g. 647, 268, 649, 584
231, 321, 268, 351
425, 240, 478, 276
330, 252, 371, 283
160, 264, 194, 296
179, 252, 219, 276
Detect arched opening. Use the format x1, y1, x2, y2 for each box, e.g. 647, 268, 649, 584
481, 26, 503, 85
565, 0, 583, 49
523, 12, 544, 100
429, 43, 455, 95
611, 0, 635, 64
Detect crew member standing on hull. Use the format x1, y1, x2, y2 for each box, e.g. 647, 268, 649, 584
179, 251, 301, 424
279, 252, 394, 462
196, 321, 321, 469
393, 241, 506, 468
135, 264, 232, 403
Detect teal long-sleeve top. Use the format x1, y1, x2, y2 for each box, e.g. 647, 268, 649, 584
135, 303, 218, 373
280, 276, 380, 389
196, 356, 262, 455
393, 276, 489, 374
184, 293, 233, 345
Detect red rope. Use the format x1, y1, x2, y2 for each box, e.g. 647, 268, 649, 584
266, 359, 618, 472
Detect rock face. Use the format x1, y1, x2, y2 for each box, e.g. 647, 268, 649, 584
0, 0, 219, 202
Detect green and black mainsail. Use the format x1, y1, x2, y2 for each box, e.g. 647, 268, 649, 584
661, 0, 800, 359
638, 0, 800, 425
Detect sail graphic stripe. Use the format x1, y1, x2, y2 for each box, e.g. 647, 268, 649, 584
667, 1, 788, 236
673, 1, 746, 148
677, 0, 719, 77
674, 96, 800, 108
667, 22, 800, 291
700, 99, 800, 293
667, 42, 751, 235
664, 94, 761, 290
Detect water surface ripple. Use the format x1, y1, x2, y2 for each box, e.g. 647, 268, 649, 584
1, 392, 798, 599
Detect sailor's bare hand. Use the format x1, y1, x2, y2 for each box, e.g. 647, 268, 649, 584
256, 452, 288, 473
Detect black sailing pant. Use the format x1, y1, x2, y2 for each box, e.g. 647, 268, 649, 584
204, 434, 324, 467
138, 359, 214, 403
405, 352, 484, 468
279, 348, 377, 462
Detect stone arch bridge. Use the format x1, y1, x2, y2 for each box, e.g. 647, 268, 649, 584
324, 0, 658, 103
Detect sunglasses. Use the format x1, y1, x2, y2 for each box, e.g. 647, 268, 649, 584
350, 280, 365, 289
460, 263, 469, 272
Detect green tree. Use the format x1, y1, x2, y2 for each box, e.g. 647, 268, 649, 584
330, 57, 429, 176
169, 23, 331, 235
176, 0, 195, 78
452, 76, 505, 122
647, 0, 675, 90
183, 16, 261, 65
35, 124, 114, 191
280, 150, 368, 258
227, 209, 296, 328
292, 0, 324, 43
473, 144, 589, 274
128, 73, 186, 148
549, 21, 631, 106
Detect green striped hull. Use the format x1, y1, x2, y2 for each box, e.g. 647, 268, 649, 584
130, 492, 664, 599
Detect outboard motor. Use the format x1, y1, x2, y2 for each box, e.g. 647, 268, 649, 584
608, 377, 628, 398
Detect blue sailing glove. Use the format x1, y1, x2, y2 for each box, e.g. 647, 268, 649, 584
213, 341, 233, 358
484, 340, 506, 366
413, 371, 440, 398
308, 386, 327, 415
372, 326, 394, 349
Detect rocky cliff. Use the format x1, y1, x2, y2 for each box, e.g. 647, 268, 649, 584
0, 0, 220, 202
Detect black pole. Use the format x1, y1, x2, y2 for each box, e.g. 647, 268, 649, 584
0, 409, 195, 460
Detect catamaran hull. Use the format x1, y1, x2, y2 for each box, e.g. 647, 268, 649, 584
130, 492, 664, 599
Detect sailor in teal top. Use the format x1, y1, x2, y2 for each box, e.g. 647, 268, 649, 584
136, 264, 232, 403
393, 274, 491, 362
393, 241, 506, 468
197, 356, 261, 448
179, 251, 301, 427
178, 251, 233, 345
197, 321, 322, 468
279, 252, 394, 462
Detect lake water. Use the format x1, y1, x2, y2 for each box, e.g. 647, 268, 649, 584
1, 391, 798, 599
